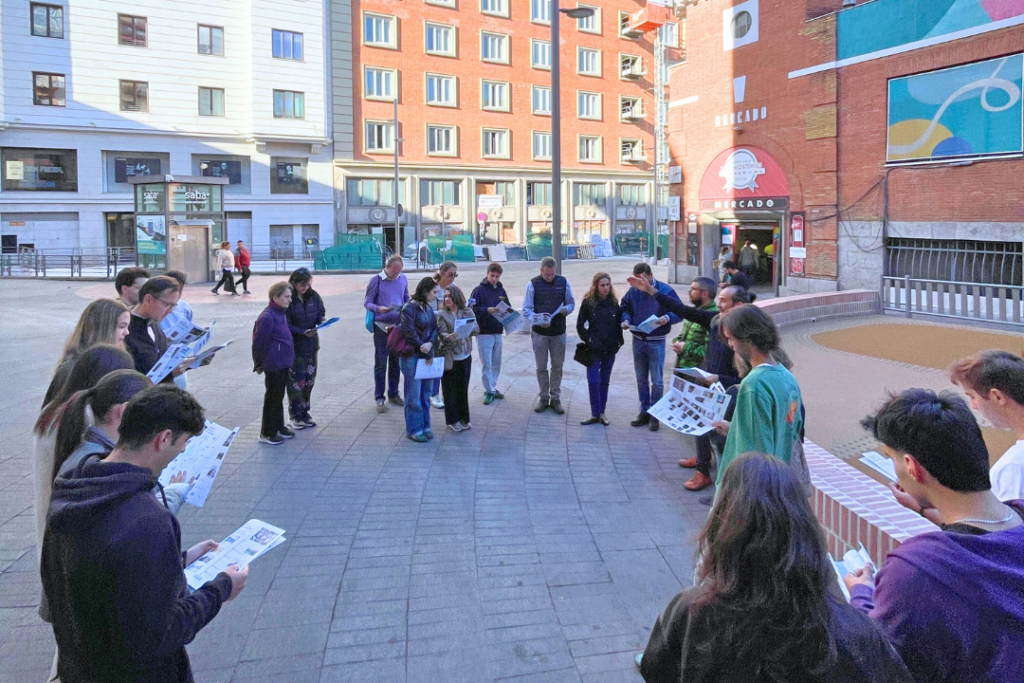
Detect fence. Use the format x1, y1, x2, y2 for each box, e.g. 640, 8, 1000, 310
0, 248, 137, 278
881, 275, 1024, 327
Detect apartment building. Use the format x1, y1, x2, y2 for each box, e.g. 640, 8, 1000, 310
332, 0, 681, 256
0, 0, 333, 257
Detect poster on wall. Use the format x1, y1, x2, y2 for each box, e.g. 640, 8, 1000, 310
115, 157, 162, 183
200, 160, 242, 185
136, 215, 167, 255
789, 212, 805, 277
887, 54, 1023, 163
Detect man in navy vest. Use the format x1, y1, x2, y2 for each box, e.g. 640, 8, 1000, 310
523, 257, 575, 414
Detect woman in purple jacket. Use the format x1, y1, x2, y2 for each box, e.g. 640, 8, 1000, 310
253, 282, 296, 445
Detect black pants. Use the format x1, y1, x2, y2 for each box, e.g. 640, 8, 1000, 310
441, 357, 471, 426
696, 386, 738, 476
261, 368, 288, 437
213, 269, 236, 293
235, 266, 251, 292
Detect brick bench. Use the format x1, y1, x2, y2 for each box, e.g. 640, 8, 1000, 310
755, 289, 880, 329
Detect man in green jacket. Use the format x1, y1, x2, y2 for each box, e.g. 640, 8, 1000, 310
671, 277, 718, 370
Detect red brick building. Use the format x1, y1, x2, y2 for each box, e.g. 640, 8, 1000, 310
667, 0, 1024, 295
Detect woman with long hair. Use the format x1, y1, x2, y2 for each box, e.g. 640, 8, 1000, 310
44, 299, 131, 406
399, 277, 440, 442
253, 282, 296, 445
286, 268, 326, 429
576, 272, 623, 426
639, 453, 912, 683
436, 284, 477, 432
427, 261, 459, 409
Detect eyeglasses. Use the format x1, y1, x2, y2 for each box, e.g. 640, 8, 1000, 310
155, 297, 177, 310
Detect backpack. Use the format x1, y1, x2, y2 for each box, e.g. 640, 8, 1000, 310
386, 304, 416, 357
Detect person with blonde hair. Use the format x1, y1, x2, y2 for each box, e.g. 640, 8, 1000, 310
252, 282, 296, 445
576, 272, 623, 425
44, 298, 131, 406
428, 261, 459, 409
437, 284, 477, 432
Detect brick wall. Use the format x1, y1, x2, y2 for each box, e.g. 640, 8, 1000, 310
755, 288, 879, 327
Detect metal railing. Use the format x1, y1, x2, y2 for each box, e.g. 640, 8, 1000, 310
885, 238, 1022, 286
881, 275, 1024, 327
0, 247, 137, 278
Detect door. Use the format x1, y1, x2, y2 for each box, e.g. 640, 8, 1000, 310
301, 224, 319, 256
167, 224, 211, 283
269, 225, 292, 259
105, 212, 136, 253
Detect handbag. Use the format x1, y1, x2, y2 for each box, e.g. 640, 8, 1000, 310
386, 319, 415, 358
573, 341, 594, 367
365, 275, 381, 333
364, 309, 374, 333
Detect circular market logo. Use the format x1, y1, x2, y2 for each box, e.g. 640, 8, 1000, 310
719, 149, 766, 192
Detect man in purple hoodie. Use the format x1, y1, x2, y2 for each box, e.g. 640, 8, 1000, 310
364, 254, 410, 412
847, 388, 1024, 683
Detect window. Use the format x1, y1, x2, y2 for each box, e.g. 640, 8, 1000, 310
364, 67, 396, 100
574, 182, 606, 205
579, 136, 601, 163
481, 32, 508, 63
658, 22, 678, 48
273, 90, 304, 118
620, 96, 642, 120
528, 181, 551, 205
118, 14, 147, 46
576, 4, 599, 33
481, 81, 508, 111
732, 11, 752, 39
532, 132, 551, 160
620, 138, 644, 163
31, 3, 63, 39
482, 129, 509, 157
426, 74, 456, 106
33, 72, 65, 106
365, 120, 395, 152
1, 148, 77, 191
425, 23, 455, 56
578, 91, 600, 119
427, 125, 456, 155
620, 11, 640, 38
199, 87, 225, 116
531, 39, 551, 70
421, 179, 461, 205
619, 184, 645, 206
195, 155, 250, 193
492, 181, 515, 205
198, 25, 224, 55
347, 178, 404, 207
104, 152, 168, 192
270, 157, 308, 194
120, 80, 148, 112
425, 0, 455, 6
620, 54, 644, 79
531, 0, 551, 23
578, 47, 600, 76
272, 29, 303, 60
481, 0, 508, 18
532, 86, 551, 115
723, 1, 758, 50
364, 13, 396, 48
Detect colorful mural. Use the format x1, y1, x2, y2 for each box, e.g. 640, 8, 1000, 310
886, 54, 1023, 162
838, 0, 1024, 62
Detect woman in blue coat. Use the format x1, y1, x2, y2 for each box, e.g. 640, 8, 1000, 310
286, 268, 326, 429
399, 277, 440, 442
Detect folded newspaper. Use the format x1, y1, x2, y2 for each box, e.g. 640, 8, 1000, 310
531, 303, 566, 327
161, 311, 209, 346
184, 519, 285, 590
829, 543, 874, 601
158, 420, 238, 508
492, 301, 525, 335
454, 317, 478, 339
187, 340, 231, 370
631, 314, 662, 334
146, 343, 192, 384
646, 375, 731, 436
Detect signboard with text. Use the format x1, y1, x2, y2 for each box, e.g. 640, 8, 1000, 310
789, 212, 805, 277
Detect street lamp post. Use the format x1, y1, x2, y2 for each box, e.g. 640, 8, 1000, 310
551, 3, 594, 275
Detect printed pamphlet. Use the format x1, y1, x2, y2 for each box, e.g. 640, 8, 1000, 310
492, 302, 525, 335
158, 420, 238, 508
632, 314, 662, 334
829, 543, 874, 601
161, 311, 209, 346
414, 357, 444, 379
646, 376, 731, 436
187, 341, 232, 370
859, 450, 897, 482
146, 344, 192, 384
184, 519, 285, 590
317, 317, 340, 330
454, 318, 478, 340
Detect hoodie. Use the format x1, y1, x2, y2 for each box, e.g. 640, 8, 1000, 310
41, 456, 232, 683
470, 278, 510, 335
849, 500, 1024, 683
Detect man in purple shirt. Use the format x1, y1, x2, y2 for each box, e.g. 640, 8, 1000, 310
846, 388, 1024, 683
364, 254, 410, 412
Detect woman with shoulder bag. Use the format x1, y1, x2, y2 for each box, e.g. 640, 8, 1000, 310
398, 277, 440, 442
436, 284, 477, 432
576, 272, 623, 426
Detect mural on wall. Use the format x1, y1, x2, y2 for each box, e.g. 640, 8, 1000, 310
838, 0, 1024, 62
886, 54, 1023, 162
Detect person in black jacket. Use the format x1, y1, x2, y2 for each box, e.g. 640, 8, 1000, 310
399, 277, 441, 442
124, 277, 184, 383
470, 262, 510, 405
286, 268, 326, 429
576, 272, 624, 425
41, 385, 248, 683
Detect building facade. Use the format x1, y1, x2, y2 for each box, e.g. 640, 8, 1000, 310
332, 0, 682, 257
667, 0, 1024, 295
0, 0, 333, 258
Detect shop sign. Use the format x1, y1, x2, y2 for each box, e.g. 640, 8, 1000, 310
668, 166, 682, 184
478, 195, 503, 209
715, 107, 768, 128
789, 212, 805, 277
699, 146, 789, 201
700, 197, 788, 210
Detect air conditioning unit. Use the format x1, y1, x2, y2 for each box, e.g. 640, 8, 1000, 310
620, 102, 644, 120
621, 58, 646, 79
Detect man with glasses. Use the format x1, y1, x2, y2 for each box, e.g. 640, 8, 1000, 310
125, 276, 192, 383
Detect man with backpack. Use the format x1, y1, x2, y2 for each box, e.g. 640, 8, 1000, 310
364, 254, 410, 412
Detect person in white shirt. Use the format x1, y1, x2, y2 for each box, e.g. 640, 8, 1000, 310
949, 350, 1024, 501
211, 242, 238, 296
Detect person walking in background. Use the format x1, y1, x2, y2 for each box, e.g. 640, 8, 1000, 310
714, 247, 731, 284
161, 270, 195, 391
670, 278, 717, 371
113, 267, 149, 307
436, 285, 476, 432
45, 298, 130, 406
364, 254, 409, 413
620, 262, 682, 432
576, 272, 623, 426
211, 242, 238, 296
252, 282, 296, 445
638, 453, 912, 683
523, 256, 575, 415
399, 277, 440, 442
234, 240, 252, 294
471, 263, 509, 405
721, 260, 753, 290
737, 239, 758, 280
286, 268, 325, 429
428, 261, 459, 410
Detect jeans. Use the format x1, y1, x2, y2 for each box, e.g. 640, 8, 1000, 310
695, 386, 738, 476
261, 368, 288, 437
373, 326, 401, 401
430, 377, 441, 399
400, 356, 432, 436
235, 266, 251, 291
287, 350, 318, 421
477, 334, 503, 394
586, 355, 616, 417
213, 269, 236, 293
632, 338, 666, 412
531, 332, 566, 402
442, 357, 472, 426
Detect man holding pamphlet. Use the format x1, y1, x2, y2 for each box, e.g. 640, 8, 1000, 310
522, 257, 575, 415
364, 254, 410, 413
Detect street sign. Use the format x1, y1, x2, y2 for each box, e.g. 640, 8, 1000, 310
477, 212, 488, 222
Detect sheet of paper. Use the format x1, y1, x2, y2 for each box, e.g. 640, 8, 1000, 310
317, 316, 340, 330
161, 311, 209, 345
147, 343, 191, 384
414, 358, 444, 379
829, 543, 872, 602
184, 519, 286, 590
454, 318, 478, 339
829, 553, 852, 601
632, 314, 662, 334
493, 302, 526, 335
187, 340, 232, 370
647, 378, 731, 437
190, 322, 215, 356
159, 421, 238, 508
860, 450, 897, 482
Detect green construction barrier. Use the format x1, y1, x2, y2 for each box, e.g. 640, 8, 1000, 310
315, 237, 384, 271
614, 232, 655, 256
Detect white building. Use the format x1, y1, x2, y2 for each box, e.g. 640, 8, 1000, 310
0, 0, 334, 257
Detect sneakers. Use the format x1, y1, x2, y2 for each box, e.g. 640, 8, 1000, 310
630, 412, 651, 427
534, 397, 549, 413
483, 393, 494, 405
278, 426, 296, 439
599, 414, 610, 426
493, 391, 505, 399
231, 292, 240, 297
408, 432, 429, 442
389, 395, 404, 407
678, 456, 698, 468
549, 400, 565, 415
430, 395, 445, 409
244, 290, 252, 295
258, 434, 284, 445
462, 422, 471, 430
424, 430, 434, 440
291, 418, 316, 429
210, 288, 219, 295
376, 398, 387, 413
649, 418, 660, 432
684, 472, 714, 491
581, 416, 601, 425
449, 422, 464, 432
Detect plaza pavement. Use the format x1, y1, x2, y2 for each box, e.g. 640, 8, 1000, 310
0, 260, 711, 683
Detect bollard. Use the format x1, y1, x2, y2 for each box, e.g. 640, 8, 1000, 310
904, 275, 912, 319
